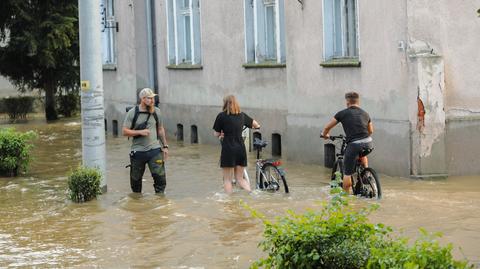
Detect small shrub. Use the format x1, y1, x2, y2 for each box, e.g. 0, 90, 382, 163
1, 96, 35, 121
67, 166, 102, 203
247, 195, 390, 269
367, 229, 473, 269
57, 91, 79, 117
248, 190, 472, 269
0, 128, 37, 176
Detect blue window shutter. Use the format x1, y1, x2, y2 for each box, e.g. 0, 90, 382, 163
166, 0, 176, 64
277, 0, 286, 63
192, 0, 202, 64
254, 0, 266, 63
323, 0, 334, 60
244, 0, 255, 63
175, 0, 186, 64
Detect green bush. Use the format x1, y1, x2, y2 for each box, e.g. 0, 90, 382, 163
1, 96, 35, 121
67, 166, 102, 203
248, 193, 472, 269
248, 195, 390, 269
367, 229, 472, 269
57, 91, 79, 117
0, 128, 37, 176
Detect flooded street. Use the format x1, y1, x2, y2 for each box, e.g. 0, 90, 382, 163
1, 118, 479, 268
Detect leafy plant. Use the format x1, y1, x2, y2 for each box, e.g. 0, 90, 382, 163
67, 166, 102, 203
247, 195, 390, 269
0, 128, 37, 176
247, 189, 472, 269
367, 229, 473, 269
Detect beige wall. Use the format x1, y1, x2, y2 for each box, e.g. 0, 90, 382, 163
103, 0, 480, 176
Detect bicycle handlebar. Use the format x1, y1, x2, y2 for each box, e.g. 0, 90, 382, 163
320, 134, 345, 141
243, 126, 260, 131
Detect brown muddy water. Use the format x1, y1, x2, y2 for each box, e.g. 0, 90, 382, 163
1, 117, 479, 268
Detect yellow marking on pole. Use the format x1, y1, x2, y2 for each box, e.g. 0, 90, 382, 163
81, 80, 90, 91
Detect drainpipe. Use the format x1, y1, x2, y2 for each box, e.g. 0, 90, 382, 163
145, 0, 159, 105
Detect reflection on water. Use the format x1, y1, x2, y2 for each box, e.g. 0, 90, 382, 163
0, 118, 479, 267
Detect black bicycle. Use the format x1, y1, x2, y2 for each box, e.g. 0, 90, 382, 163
251, 137, 289, 193
322, 134, 381, 199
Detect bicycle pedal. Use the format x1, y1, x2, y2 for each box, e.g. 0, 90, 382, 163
269, 182, 280, 191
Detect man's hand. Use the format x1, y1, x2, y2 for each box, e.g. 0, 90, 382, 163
138, 129, 150, 136
162, 148, 169, 160
320, 132, 330, 140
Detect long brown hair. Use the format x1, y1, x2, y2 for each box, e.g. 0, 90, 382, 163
222, 95, 241, 115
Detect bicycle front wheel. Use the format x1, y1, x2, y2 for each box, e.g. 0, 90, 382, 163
330, 160, 344, 188
360, 168, 382, 199
261, 164, 289, 193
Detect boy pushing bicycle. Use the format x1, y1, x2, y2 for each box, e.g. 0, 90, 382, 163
321, 92, 374, 193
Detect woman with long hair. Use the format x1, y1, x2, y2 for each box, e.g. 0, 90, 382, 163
213, 95, 260, 194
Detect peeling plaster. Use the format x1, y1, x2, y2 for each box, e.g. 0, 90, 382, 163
408, 39, 436, 58
415, 56, 445, 158
417, 94, 425, 132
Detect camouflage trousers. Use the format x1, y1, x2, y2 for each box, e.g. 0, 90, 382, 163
129, 148, 166, 193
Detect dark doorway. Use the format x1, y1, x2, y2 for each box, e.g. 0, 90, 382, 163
177, 124, 184, 141
191, 125, 198, 144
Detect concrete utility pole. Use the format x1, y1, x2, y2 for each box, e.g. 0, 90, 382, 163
78, 0, 107, 192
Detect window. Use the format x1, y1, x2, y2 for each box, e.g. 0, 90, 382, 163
244, 0, 286, 64
101, 0, 116, 65
323, 0, 359, 60
166, 0, 202, 65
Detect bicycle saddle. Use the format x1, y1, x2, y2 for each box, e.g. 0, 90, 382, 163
253, 138, 268, 149
359, 147, 374, 157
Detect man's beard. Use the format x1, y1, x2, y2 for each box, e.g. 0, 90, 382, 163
146, 104, 154, 113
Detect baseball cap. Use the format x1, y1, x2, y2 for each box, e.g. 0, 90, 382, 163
139, 88, 157, 99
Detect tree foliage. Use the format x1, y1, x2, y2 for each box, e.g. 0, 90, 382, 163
0, 0, 79, 120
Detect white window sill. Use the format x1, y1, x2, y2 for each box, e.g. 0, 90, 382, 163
320, 58, 361, 68
242, 62, 286, 69
166, 64, 203, 70
102, 64, 117, 71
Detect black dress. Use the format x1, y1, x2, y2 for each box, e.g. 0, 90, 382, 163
213, 112, 254, 167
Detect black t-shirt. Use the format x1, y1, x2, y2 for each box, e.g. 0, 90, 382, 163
334, 106, 371, 143
213, 112, 253, 137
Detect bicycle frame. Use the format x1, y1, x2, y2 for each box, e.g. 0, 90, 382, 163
249, 138, 286, 191
252, 143, 269, 189
325, 135, 366, 184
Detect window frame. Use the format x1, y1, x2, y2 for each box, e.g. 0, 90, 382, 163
166, 0, 202, 67
244, 0, 286, 65
101, 0, 117, 67
322, 0, 360, 62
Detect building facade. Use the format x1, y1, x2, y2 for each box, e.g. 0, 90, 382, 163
103, 0, 480, 177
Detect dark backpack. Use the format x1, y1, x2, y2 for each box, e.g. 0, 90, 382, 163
129, 105, 160, 140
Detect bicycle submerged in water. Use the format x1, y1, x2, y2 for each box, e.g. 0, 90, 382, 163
322, 134, 381, 199
248, 137, 289, 193
222, 128, 289, 193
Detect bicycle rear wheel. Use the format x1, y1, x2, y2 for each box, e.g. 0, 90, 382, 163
261, 164, 289, 193
359, 168, 382, 199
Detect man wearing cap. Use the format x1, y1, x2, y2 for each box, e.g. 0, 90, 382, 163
122, 88, 169, 194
